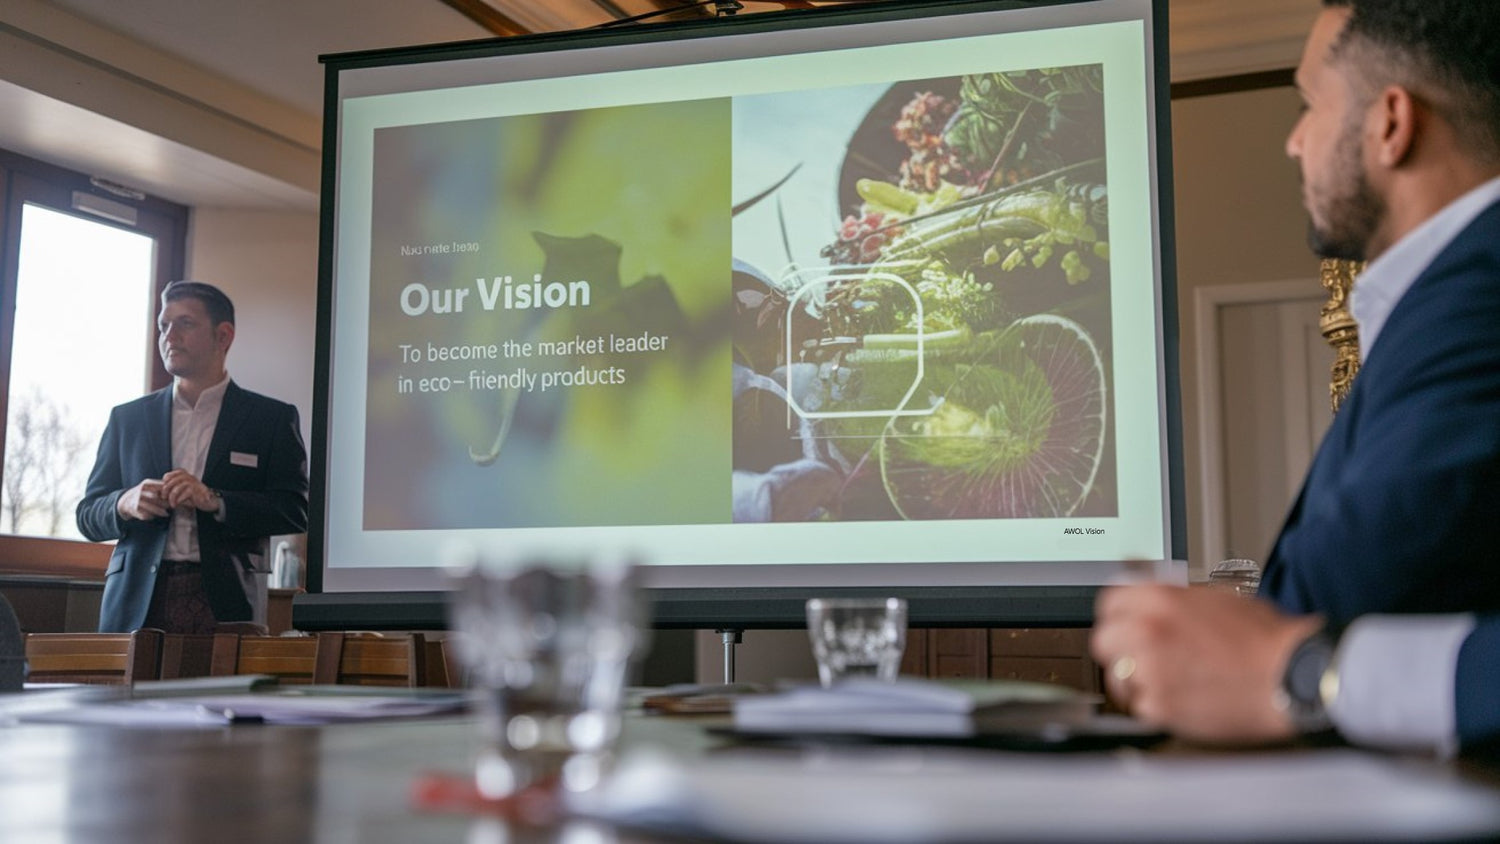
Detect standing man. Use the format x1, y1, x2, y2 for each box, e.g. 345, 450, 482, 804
77, 281, 309, 633
1092, 0, 1500, 749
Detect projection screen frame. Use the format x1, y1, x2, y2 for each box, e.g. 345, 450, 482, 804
301, 0, 1186, 631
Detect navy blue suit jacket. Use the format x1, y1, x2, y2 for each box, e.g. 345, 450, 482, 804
1459, 617, 1500, 749
76, 381, 309, 632
1261, 199, 1500, 624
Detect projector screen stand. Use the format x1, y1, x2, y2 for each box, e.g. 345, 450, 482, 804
716, 628, 743, 683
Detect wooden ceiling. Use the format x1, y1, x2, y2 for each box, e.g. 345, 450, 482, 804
440, 0, 878, 37
1, 0, 1316, 210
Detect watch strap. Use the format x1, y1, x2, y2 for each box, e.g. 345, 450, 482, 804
1277, 625, 1341, 733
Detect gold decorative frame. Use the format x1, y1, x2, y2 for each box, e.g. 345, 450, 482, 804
1319, 258, 1364, 412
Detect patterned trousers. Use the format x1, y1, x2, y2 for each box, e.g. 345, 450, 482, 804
140, 560, 218, 634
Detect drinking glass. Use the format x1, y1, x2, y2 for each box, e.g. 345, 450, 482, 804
1206, 558, 1262, 597
445, 555, 647, 801
805, 597, 907, 687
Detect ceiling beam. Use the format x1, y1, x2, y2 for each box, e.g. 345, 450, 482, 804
589, 0, 634, 19
436, 0, 534, 36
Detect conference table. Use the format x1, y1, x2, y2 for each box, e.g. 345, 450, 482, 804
4, 693, 1500, 843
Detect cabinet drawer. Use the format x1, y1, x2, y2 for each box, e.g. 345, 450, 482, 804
934, 653, 990, 679
931, 629, 987, 656
989, 656, 1098, 692
989, 628, 1090, 657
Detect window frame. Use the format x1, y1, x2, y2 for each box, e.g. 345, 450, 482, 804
0, 149, 188, 577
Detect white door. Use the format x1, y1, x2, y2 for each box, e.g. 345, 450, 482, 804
1195, 280, 1336, 567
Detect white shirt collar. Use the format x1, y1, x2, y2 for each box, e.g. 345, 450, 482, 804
172, 373, 231, 411
1350, 175, 1500, 361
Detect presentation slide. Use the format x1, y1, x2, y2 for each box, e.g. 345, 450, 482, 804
322, 3, 1172, 588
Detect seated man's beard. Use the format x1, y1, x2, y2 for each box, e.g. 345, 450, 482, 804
1307, 141, 1384, 262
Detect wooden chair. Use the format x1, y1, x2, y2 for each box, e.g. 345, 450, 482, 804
22, 629, 164, 685
158, 632, 238, 680
210, 633, 325, 685
420, 633, 467, 688
206, 631, 429, 687
144, 625, 272, 682
321, 632, 428, 687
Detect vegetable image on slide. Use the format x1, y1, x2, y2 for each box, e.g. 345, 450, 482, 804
732, 66, 1116, 522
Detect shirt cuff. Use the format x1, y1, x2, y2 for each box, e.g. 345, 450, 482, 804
1328, 614, 1476, 756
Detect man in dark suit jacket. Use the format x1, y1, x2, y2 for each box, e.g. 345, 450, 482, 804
1090, 0, 1500, 749
1256, 0, 1500, 623
1259, 215, 1500, 622
77, 281, 308, 633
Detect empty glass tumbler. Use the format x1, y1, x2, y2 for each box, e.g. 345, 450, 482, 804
805, 597, 908, 687
446, 556, 647, 800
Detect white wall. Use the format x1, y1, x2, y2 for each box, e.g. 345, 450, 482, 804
1170, 85, 1323, 575
186, 208, 319, 568
185, 208, 320, 444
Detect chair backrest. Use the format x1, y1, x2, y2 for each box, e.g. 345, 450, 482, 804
320, 632, 428, 687
420, 633, 467, 688
212, 634, 324, 685
158, 632, 239, 680
206, 632, 428, 687
22, 629, 164, 685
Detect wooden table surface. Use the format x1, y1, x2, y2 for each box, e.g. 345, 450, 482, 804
3, 703, 1499, 843
0, 711, 719, 843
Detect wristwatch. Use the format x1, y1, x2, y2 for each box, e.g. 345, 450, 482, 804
1277, 626, 1340, 733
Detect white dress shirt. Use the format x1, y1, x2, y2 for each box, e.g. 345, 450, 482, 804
1349, 175, 1500, 361
1329, 614, 1474, 756
164, 375, 229, 562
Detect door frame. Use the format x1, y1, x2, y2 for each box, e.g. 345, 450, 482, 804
1193, 279, 1325, 566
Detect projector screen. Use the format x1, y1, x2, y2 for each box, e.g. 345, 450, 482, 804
303, 0, 1185, 629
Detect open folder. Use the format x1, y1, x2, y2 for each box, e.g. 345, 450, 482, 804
731, 678, 1098, 739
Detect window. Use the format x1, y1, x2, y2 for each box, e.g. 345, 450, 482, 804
0, 150, 187, 574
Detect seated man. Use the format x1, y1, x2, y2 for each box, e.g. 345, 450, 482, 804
1089, 0, 1500, 750
1090, 584, 1499, 754
1254, 0, 1500, 623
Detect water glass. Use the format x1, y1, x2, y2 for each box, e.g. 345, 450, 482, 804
805, 597, 907, 687
445, 556, 647, 801
1207, 558, 1262, 597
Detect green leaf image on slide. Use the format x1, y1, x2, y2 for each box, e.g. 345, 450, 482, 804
527, 102, 731, 321
363, 97, 731, 530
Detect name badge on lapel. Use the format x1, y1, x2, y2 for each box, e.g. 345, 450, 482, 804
230, 451, 259, 468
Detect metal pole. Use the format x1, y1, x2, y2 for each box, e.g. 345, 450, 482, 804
716, 628, 743, 684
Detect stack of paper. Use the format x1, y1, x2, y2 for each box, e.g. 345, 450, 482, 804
10, 677, 468, 727
578, 748, 1500, 843
732, 678, 1095, 739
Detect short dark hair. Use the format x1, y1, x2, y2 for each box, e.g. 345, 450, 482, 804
161, 280, 235, 326
1322, 0, 1500, 163
1326, 0, 1500, 163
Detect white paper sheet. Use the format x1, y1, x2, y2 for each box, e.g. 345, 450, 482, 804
17, 690, 467, 727
578, 746, 1500, 842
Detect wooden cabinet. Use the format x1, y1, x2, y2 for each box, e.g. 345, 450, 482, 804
902, 627, 1099, 693
0, 575, 103, 633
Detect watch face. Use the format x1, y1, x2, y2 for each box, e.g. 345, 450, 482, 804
1284, 632, 1336, 723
